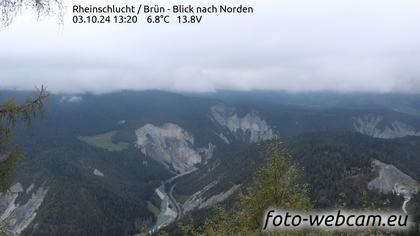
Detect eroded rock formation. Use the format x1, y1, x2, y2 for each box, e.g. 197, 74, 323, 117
353, 115, 420, 139
210, 104, 274, 143
0, 183, 48, 235
368, 160, 418, 213
182, 181, 240, 214
93, 169, 104, 177
135, 123, 214, 173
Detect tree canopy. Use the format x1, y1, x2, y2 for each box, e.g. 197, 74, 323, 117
176, 140, 314, 235
0, 86, 48, 191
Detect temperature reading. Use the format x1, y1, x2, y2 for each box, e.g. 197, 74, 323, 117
177, 15, 203, 24
147, 15, 170, 23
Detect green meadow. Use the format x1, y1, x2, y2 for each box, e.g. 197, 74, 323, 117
78, 131, 129, 152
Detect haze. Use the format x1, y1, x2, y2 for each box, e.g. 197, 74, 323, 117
1, 0, 419, 94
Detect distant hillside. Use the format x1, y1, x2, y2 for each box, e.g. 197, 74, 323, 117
1, 90, 420, 235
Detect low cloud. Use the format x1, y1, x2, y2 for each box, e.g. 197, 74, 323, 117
59, 95, 83, 103
0, 0, 419, 93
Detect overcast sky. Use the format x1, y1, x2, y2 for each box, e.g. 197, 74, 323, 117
1, 0, 419, 94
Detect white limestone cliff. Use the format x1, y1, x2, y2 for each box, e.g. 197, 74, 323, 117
210, 104, 274, 143
135, 123, 214, 174
353, 115, 420, 139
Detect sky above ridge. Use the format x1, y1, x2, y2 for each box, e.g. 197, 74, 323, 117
1, 0, 420, 94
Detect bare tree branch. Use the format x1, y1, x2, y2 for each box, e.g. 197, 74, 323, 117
0, 0, 63, 28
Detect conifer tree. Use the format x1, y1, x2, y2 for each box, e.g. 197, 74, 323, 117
178, 139, 314, 235
0, 86, 48, 191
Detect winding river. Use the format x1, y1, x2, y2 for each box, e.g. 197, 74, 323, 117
146, 171, 191, 235
147, 183, 177, 234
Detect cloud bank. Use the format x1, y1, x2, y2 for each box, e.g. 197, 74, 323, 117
0, 0, 419, 93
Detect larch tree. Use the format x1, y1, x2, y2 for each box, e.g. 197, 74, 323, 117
0, 0, 63, 27
0, 86, 48, 191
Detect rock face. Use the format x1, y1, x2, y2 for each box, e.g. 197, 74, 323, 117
182, 181, 240, 214
182, 181, 218, 214
368, 160, 418, 195
93, 169, 104, 177
0, 183, 48, 235
368, 160, 418, 213
197, 143, 216, 165
135, 123, 214, 174
210, 105, 274, 143
198, 185, 240, 210
353, 115, 420, 139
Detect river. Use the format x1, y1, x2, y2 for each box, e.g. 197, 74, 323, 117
147, 182, 178, 234
146, 171, 192, 235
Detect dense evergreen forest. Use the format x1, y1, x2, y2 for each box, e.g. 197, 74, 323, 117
0, 90, 419, 235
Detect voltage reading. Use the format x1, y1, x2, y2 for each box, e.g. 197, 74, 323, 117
177, 15, 203, 23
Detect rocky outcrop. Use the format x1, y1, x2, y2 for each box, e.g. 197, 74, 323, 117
353, 115, 420, 139
0, 183, 23, 222
199, 185, 240, 210
216, 133, 230, 144
368, 160, 418, 195
368, 160, 418, 213
93, 169, 104, 177
210, 105, 274, 143
135, 123, 214, 174
182, 181, 240, 214
182, 181, 218, 214
197, 143, 216, 165
0, 183, 48, 235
